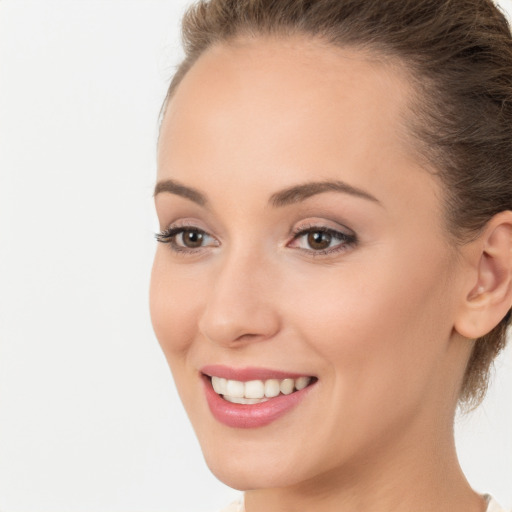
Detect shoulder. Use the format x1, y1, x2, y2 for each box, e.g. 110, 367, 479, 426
485, 495, 510, 512
219, 496, 244, 512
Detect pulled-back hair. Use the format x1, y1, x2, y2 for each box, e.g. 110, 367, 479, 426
163, 0, 512, 409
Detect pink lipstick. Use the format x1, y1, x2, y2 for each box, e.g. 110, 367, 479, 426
201, 366, 316, 429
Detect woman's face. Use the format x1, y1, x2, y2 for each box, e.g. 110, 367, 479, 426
151, 37, 472, 490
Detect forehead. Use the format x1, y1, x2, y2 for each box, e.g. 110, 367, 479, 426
162, 37, 413, 136
157, 36, 439, 222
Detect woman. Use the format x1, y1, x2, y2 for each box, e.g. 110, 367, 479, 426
150, 1, 512, 511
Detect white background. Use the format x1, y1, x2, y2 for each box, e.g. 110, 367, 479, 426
0, 1, 511, 511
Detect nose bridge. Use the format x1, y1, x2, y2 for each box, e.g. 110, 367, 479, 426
198, 245, 280, 346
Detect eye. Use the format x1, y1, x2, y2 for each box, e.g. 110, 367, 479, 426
155, 226, 218, 252
305, 231, 335, 251
176, 229, 207, 248
288, 226, 357, 255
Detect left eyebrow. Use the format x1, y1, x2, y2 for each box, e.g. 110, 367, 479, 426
269, 180, 381, 207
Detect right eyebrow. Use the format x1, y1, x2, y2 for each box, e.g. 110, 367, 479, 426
153, 179, 207, 207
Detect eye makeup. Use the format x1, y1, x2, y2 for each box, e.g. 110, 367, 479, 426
156, 220, 358, 258
155, 225, 218, 254
287, 223, 358, 257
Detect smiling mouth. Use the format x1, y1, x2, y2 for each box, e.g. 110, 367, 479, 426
207, 375, 316, 404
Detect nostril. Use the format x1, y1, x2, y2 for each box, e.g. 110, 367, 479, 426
234, 332, 263, 342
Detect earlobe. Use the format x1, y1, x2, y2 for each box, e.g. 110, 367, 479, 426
455, 211, 512, 339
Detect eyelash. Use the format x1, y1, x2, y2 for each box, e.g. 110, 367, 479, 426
155, 225, 218, 254
289, 224, 357, 256
155, 224, 357, 257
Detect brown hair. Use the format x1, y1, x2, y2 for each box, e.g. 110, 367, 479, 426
163, 0, 512, 409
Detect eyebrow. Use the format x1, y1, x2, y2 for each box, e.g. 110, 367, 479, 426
154, 179, 207, 206
269, 180, 380, 207
154, 178, 380, 208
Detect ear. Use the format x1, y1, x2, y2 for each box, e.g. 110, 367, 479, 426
455, 211, 512, 339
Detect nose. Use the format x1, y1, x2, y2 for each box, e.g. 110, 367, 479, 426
198, 252, 281, 347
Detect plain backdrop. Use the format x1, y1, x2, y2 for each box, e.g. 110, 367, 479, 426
0, 1, 511, 511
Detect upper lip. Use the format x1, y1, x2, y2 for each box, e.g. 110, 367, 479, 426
201, 364, 315, 381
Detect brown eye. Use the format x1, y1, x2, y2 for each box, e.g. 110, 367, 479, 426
156, 226, 218, 252
180, 230, 204, 248
287, 225, 357, 255
307, 231, 332, 250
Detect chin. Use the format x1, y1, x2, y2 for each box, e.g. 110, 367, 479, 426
198, 428, 322, 491
204, 452, 297, 490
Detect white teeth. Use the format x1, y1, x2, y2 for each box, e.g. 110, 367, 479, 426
264, 379, 280, 398
210, 375, 313, 401
245, 380, 265, 399
211, 377, 227, 395
295, 376, 311, 390
225, 379, 245, 398
280, 378, 295, 395
224, 396, 269, 405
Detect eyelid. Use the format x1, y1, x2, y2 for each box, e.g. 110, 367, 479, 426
290, 220, 356, 239
159, 217, 209, 232
157, 218, 214, 240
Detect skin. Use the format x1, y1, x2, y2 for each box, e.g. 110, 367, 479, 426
150, 37, 493, 512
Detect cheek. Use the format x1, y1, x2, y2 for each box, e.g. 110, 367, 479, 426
285, 246, 457, 402
149, 250, 200, 357
150, 253, 207, 423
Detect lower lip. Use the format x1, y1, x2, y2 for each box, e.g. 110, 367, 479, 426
202, 375, 316, 428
